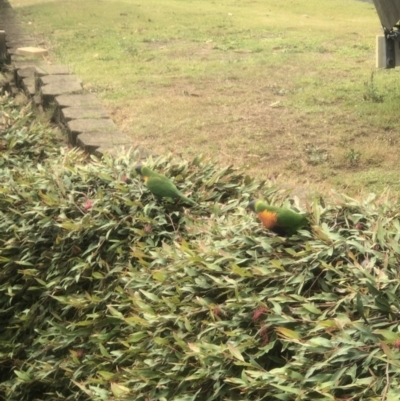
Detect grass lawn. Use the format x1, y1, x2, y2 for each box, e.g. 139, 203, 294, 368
8, 0, 400, 196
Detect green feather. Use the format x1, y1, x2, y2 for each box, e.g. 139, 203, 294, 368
136, 165, 197, 206
248, 199, 308, 236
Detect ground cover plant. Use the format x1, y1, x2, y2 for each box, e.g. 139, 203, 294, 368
9, 0, 400, 194
2, 95, 400, 401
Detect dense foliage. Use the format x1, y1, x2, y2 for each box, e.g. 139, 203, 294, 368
1, 95, 400, 401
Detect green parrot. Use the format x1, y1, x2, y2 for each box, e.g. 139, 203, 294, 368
247, 199, 308, 236
135, 164, 197, 206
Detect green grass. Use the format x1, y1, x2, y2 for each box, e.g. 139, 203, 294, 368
9, 0, 400, 196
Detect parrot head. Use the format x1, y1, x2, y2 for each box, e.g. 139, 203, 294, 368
247, 199, 260, 212
135, 164, 144, 175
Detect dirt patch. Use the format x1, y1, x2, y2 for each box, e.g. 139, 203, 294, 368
108, 68, 400, 198
110, 81, 318, 182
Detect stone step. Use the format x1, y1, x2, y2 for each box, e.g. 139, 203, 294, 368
66, 118, 120, 145
55, 94, 102, 108
40, 74, 82, 86
41, 78, 83, 106
60, 105, 109, 123
76, 131, 131, 157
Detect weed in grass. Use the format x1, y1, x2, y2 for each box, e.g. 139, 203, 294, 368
304, 144, 328, 165
345, 148, 361, 166
363, 71, 384, 103
284, 160, 304, 173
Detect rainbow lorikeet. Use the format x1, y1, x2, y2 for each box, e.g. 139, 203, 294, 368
247, 199, 308, 236
135, 164, 197, 206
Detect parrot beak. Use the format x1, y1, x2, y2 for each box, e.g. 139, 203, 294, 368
134, 164, 143, 175
247, 200, 257, 212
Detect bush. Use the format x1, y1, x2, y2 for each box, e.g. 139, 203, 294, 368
1, 95, 400, 401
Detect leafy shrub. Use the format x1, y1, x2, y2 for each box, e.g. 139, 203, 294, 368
1, 95, 400, 401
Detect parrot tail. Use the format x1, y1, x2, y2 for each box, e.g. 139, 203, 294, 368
180, 194, 197, 206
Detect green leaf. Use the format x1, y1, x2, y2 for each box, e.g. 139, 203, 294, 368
15, 260, 34, 266
153, 271, 167, 282
302, 303, 322, 314
14, 370, 31, 381
231, 264, 253, 277
139, 289, 160, 302
110, 383, 130, 397
98, 370, 114, 380
307, 337, 333, 348
99, 343, 112, 358
275, 327, 301, 340
373, 330, 399, 342
107, 305, 124, 319
356, 291, 368, 324
227, 343, 245, 361
375, 295, 391, 313
127, 331, 148, 343
270, 383, 300, 394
